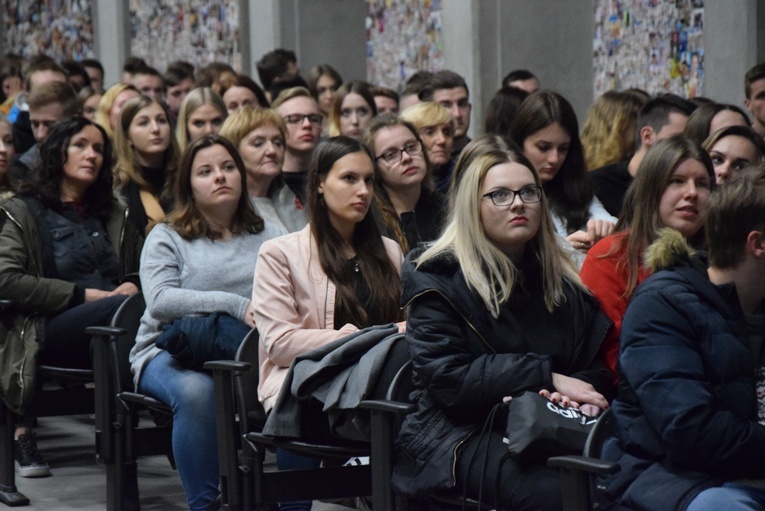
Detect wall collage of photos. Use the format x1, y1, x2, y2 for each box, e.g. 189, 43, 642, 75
3, 0, 703, 100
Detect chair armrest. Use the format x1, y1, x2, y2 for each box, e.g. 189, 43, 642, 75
359, 399, 415, 415
86, 325, 128, 338
203, 360, 251, 372
547, 455, 619, 475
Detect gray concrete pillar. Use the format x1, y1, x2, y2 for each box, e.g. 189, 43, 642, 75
249, 0, 366, 87
704, 0, 765, 107
94, 0, 130, 88
442, 0, 594, 136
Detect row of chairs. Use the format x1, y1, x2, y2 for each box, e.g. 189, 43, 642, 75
0, 292, 616, 510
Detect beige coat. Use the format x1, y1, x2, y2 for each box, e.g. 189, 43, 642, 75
253, 225, 404, 411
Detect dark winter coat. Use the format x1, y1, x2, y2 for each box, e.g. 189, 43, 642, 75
600, 230, 765, 511
392, 247, 613, 496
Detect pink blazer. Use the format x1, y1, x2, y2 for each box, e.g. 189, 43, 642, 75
252, 225, 404, 410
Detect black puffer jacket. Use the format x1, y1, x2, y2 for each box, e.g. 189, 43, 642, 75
392, 247, 613, 496
600, 230, 765, 511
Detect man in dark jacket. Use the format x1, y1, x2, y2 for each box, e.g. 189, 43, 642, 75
601, 166, 765, 510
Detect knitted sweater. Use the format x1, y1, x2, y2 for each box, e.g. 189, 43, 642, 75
129, 221, 284, 387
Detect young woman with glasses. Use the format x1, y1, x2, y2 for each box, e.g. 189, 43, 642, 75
363, 114, 446, 254
392, 134, 612, 510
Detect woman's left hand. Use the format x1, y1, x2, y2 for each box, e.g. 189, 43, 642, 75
108, 282, 139, 297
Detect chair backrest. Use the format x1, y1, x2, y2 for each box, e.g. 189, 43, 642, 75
234, 328, 267, 434
111, 293, 146, 393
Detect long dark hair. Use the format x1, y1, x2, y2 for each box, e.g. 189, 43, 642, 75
306, 136, 402, 327
509, 90, 593, 232
15, 116, 114, 221
165, 134, 264, 240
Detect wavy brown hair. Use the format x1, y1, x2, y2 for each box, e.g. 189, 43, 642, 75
306, 136, 402, 327
164, 134, 264, 240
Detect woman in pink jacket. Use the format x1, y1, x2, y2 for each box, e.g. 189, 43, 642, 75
252, 135, 405, 510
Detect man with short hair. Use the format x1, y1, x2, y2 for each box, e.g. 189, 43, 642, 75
257, 49, 300, 101
164, 62, 195, 121
9, 57, 69, 154
744, 63, 765, 138
271, 87, 322, 204
371, 86, 400, 115
589, 93, 694, 217
81, 58, 105, 91
131, 66, 165, 101
602, 166, 765, 510
419, 70, 472, 157
61, 61, 91, 92
502, 69, 541, 94
7, 81, 79, 185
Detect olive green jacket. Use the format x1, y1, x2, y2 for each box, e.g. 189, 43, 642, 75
0, 196, 142, 414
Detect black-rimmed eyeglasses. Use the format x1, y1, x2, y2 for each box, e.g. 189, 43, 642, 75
282, 113, 324, 126
482, 186, 542, 206
375, 140, 423, 164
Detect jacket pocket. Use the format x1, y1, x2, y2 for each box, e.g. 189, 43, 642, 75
50, 225, 76, 258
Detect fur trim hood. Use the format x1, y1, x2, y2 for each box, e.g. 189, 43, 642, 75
644, 228, 697, 273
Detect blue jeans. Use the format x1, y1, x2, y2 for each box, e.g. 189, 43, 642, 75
138, 351, 218, 511
687, 483, 765, 511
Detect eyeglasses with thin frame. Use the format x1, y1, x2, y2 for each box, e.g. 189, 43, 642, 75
375, 140, 423, 164
282, 113, 324, 126
482, 186, 542, 206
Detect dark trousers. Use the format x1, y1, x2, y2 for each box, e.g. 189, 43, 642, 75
40, 294, 129, 368
455, 430, 563, 511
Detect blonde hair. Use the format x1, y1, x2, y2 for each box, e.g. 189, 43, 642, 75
400, 101, 455, 132
219, 106, 286, 147
417, 135, 581, 316
580, 90, 645, 170
113, 95, 180, 200
175, 87, 227, 152
95, 83, 139, 139
271, 86, 314, 110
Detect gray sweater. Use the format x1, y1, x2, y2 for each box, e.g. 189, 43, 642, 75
129, 221, 285, 387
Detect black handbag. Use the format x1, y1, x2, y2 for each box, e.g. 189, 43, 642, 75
503, 391, 598, 463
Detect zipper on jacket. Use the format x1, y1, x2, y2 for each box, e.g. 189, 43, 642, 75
119, 207, 129, 274
17, 314, 35, 403
1, 206, 41, 276
404, 289, 496, 354
451, 433, 473, 486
